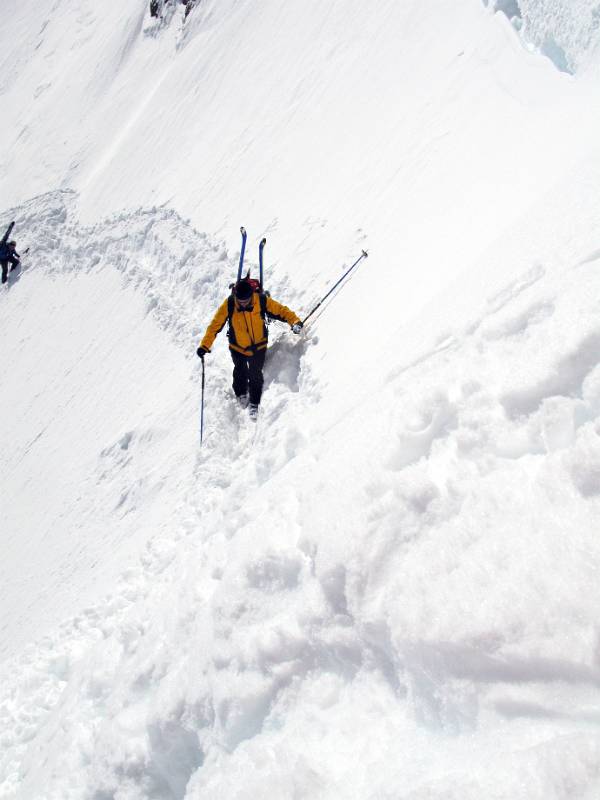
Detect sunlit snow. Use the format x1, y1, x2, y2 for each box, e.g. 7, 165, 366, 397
1, 1, 600, 798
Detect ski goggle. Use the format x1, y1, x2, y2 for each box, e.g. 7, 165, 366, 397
236, 296, 253, 306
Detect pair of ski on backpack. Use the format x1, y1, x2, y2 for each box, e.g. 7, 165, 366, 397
233, 227, 265, 287
227, 227, 268, 320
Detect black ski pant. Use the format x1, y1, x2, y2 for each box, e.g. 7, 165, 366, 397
230, 348, 266, 405
1, 257, 18, 283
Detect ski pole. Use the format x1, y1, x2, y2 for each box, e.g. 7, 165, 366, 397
200, 357, 206, 445
302, 249, 368, 326
237, 227, 247, 282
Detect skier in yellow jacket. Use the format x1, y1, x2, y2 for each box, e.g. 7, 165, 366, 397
197, 278, 302, 417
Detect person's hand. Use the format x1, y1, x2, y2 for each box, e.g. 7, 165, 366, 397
197, 346, 208, 359
291, 322, 303, 335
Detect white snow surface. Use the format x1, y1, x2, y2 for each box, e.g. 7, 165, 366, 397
1, 1, 600, 798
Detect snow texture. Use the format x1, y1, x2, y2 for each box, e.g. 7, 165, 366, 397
485, 0, 600, 72
1, 1, 600, 798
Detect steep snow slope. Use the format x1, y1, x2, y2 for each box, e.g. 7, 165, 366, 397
2, 167, 600, 798
1, 0, 598, 350
1, 0, 600, 798
0, 191, 199, 657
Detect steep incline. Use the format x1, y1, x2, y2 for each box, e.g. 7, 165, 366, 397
1, 0, 600, 798
1, 0, 598, 346
0, 190, 307, 654
2, 155, 600, 796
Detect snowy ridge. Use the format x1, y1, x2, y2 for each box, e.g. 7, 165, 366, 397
2, 185, 600, 796
1, 190, 231, 345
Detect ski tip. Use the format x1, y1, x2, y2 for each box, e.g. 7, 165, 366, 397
260, 237, 266, 246
362, 249, 369, 257
240, 226, 246, 236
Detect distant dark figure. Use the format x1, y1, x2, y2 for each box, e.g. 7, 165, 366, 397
183, 0, 197, 18
150, 0, 194, 18
0, 222, 20, 284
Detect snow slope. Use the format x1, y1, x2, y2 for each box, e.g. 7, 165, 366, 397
1, 1, 600, 798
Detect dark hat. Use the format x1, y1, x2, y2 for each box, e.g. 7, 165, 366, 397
234, 280, 253, 301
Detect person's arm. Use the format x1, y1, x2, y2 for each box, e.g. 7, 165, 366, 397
199, 299, 229, 351
266, 296, 301, 327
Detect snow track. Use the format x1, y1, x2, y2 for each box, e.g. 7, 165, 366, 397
0, 191, 317, 799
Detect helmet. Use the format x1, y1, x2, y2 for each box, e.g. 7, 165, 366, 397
234, 280, 253, 301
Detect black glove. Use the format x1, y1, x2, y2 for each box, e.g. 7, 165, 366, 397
197, 346, 208, 359
291, 322, 303, 334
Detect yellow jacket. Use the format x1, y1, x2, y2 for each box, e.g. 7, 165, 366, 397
200, 293, 301, 356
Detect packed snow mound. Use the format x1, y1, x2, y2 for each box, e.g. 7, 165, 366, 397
486, 0, 600, 72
